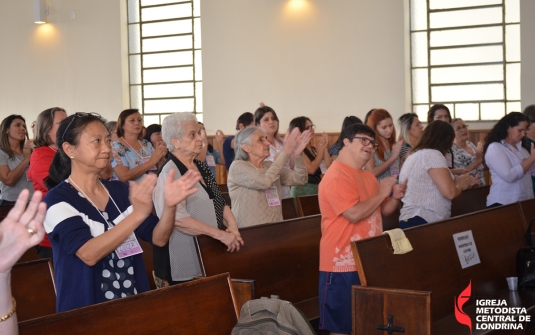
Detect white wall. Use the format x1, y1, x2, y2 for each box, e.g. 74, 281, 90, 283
0, 0, 125, 125
0, 0, 533, 134
201, 0, 407, 134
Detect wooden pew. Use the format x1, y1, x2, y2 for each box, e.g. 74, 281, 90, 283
450, 185, 490, 217
12, 259, 56, 321
19, 273, 241, 335
281, 197, 300, 220
518, 198, 535, 229
351, 203, 528, 334
296, 194, 320, 217
218, 183, 228, 193
196, 215, 321, 319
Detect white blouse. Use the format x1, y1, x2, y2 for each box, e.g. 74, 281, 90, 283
485, 141, 535, 206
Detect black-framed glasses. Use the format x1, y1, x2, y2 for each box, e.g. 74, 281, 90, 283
61, 112, 103, 140
305, 124, 316, 131
352, 136, 379, 149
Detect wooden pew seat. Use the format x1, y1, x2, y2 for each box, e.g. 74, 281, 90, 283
351, 203, 528, 334
196, 215, 321, 319
12, 259, 56, 321
19, 273, 241, 335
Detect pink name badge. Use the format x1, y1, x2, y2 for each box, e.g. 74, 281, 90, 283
205, 155, 216, 167
115, 232, 143, 259
265, 185, 281, 207
390, 160, 400, 177
142, 156, 157, 171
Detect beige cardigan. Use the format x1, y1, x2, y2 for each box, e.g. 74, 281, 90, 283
227, 151, 307, 228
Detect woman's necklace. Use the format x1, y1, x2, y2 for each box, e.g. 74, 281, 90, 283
121, 137, 147, 161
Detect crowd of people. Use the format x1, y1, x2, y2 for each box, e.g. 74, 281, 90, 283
2, 103, 535, 335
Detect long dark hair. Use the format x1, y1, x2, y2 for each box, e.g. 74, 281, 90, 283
412, 120, 454, 155
0, 115, 27, 159
484, 112, 530, 153
46, 113, 107, 189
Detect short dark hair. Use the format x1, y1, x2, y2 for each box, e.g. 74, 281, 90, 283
412, 120, 455, 155
34, 107, 67, 147
484, 112, 530, 153
332, 116, 363, 152
144, 124, 162, 144
116, 109, 141, 139
427, 104, 452, 124
236, 112, 254, 130
47, 113, 107, 189
338, 124, 375, 150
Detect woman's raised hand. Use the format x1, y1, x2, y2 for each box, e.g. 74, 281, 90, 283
391, 140, 403, 159
294, 129, 313, 157
321, 132, 329, 148
129, 174, 158, 219
0, 190, 46, 274
475, 141, 484, 160
163, 169, 200, 208
282, 127, 301, 155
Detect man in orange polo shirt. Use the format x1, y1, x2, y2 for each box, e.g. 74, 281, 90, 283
318, 123, 407, 335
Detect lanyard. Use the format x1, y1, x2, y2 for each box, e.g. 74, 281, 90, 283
67, 177, 123, 229
121, 138, 148, 161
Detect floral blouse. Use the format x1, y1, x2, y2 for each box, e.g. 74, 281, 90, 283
451, 141, 485, 187
111, 139, 156, 182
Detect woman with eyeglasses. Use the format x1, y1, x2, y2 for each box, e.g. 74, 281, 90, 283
111, 109, 167, 183
255, 105, 293, 198
228, 126, 310, 227
484, 112, 535, 207
43, 113, 200, 312
399, 121, 477, 228
365, 109, 403, 181
451, 118, 485, 187
0, 115, 34, 206
26, 107, 67, 259
288, 116, 332, 197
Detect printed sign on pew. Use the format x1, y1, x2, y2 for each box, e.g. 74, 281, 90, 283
453, 230, 480, 269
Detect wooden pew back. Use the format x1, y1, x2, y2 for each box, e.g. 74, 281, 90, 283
352, 203, 525, 321
19, 273, 239, 335
281, 197, 300, 220
12, 259, 56, 321
518, 198, 535, 229
296, 194, 320, 217
450, 185, 490, 217
196, 215, 321, 319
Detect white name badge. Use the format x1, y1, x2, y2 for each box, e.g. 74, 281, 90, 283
319, 161, 327, 174
265, 184, 281, 207
389, 160, 400, 177
205, 155, 216, 167
115, 232, 143, 259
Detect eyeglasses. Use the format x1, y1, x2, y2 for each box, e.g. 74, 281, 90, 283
61, 112, 103, 140
304, 124, 316, 131
352, 136, 379, 149
454, 124, 469, 132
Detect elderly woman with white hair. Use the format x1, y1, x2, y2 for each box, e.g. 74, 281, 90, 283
152, 112, 243, 286
228, 126, 311, 228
